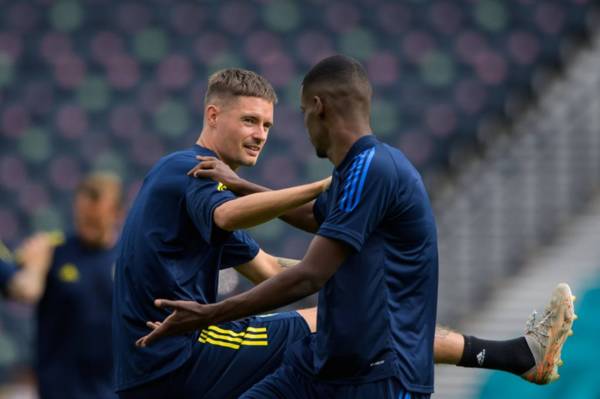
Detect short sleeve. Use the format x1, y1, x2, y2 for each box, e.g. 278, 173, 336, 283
313, 190, 329, 226
317, 148, 394, 252
220, 231, 260, 270
186, 177, 237, 244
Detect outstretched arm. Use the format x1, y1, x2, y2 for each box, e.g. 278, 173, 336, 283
136, 235, 349, 347
234, 250, 300, 285
188, 156, 321, 233
212, 178, 328, 231
4, 234, 55, 304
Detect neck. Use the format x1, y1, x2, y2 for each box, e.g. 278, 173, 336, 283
196, 131, 239, 171
196, 131, 215, 154
326, 121, 372, 167
80, 230, 117, 250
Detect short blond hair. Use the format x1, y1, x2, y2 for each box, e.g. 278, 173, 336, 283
204, 68, 278, 105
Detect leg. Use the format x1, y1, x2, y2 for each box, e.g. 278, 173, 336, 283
184, 311, 311, 399
295, 307, 317, 332
433, 325, 464, 364
435, 283, 576, 385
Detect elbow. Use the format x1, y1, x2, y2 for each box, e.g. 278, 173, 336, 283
299, 268, 327, 295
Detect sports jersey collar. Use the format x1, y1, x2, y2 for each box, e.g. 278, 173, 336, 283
336, 134, 378, 171
192, 144, 219, 157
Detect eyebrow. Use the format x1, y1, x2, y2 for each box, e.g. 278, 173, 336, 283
242, 113, 273, 127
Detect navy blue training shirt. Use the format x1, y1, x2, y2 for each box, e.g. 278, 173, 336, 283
37, 233, 117, 399
288, 135, 438, 393
113, 145, 259, 391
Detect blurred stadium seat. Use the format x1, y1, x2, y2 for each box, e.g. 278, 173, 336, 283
0, 0, 597, 251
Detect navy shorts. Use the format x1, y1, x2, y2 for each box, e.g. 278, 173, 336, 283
118, 311, 310, 399
240, 364, 431, 399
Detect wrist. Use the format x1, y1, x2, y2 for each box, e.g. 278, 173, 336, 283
224, 177, 247, 194
203, 302, 223, 324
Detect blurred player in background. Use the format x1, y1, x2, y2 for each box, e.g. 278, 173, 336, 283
0, 172, 123, 399
138, 58, 574, 398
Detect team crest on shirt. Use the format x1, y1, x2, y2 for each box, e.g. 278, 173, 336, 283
58, 263, 80, 283
216, 182, 228, 191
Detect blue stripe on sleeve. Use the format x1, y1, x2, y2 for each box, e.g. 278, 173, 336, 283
343, 151, 368, 211
339, 147, 375, 212
338, 152, 364, 211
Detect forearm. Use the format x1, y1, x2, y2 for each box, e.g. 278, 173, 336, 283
209, 265, 322, 324
215, 180, 326, 231
279, 202, 319, 233
227, 178, 270, 196
228, 179, 319, 233
234, 253, 301, 285
276, 257, 300, 268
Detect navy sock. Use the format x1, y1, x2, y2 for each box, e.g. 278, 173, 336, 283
457, 335, 535, 375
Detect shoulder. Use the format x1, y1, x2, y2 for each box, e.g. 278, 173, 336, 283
154, 149, 198, 171
342, 144, 397, 185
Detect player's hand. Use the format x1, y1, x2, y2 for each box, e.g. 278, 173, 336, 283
187, 156, 242, 189
135, 299, 214, 348
15, 233, 55, 273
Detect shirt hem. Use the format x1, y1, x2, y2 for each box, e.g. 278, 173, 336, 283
317, 224, 363, 252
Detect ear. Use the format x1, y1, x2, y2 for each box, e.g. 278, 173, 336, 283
313, 96, 324, 117
205, 104, 219, 127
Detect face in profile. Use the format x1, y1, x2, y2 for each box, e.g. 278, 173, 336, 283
210, 96, 274, 169
74, 186, 121, 247
301, 88, 328, 159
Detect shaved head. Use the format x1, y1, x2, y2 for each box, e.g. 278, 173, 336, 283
301, 55, 372, 117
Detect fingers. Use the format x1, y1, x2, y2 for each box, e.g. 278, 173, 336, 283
146, 321, 162, 330
154, 298, 181, 309
187, 162, 217, 176
189, 170, 215, 179
196, 156, 218, 162
136, 319, 170, 348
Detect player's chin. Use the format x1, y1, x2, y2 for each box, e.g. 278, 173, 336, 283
239, 155, 258, 167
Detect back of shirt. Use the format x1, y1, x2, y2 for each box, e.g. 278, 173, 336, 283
112, 145, 258, 391
36, 234, 117, 399
289, 135, 438, 393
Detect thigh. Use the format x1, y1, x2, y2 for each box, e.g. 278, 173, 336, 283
182, 311, 311, 399
240, 364, 326, 399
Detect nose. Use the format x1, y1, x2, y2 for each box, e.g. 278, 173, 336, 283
252, 126, 268, 143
